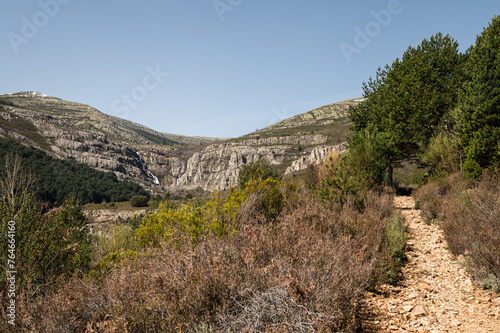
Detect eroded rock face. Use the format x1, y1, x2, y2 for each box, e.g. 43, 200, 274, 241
174, 144, 286, 190
0, 95, 349, 192
1, 105, 148, 182
158, 138, 344, 191
285, 144, 346, 175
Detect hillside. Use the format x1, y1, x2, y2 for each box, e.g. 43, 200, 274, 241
0, 138, 149, 205
0, 91, 217, 146
244, 98, 362, 140
0, 92, 359, 192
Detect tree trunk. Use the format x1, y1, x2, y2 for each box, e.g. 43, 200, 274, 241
387, 165, 394, 188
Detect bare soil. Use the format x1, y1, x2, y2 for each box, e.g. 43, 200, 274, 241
360, 196, 500, 332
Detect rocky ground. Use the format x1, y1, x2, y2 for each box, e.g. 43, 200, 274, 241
361, 196, 500, 332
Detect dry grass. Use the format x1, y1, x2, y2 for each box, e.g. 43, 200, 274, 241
2, 187, 399, 332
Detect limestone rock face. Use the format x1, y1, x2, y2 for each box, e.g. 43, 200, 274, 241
166, 137, 342, 191
174, 143, 286, 190
285, 144, 346, 175
0, 92, 355, 193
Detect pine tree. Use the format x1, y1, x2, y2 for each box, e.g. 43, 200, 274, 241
350, 33, 464, 185
458, 16, 500, 178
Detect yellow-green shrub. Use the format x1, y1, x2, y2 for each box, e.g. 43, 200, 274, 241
134, 178, 288, 246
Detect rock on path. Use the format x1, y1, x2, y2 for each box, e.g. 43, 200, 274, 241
361, 196, 500, 332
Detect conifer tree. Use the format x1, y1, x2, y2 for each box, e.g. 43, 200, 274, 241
458, 16, 500, 178
350, 33, 464, 185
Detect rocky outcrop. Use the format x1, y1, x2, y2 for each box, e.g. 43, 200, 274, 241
0, 92, 355, 193
153, 137, 343, 191
285, 144, 346, 175
174, 143, 286, 190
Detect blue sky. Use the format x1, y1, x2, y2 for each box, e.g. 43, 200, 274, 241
1, 1, 499, 138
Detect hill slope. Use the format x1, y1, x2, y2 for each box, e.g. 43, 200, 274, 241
0, 92, 360, 192
244, 98, 362, 140
0, 91, 217, 146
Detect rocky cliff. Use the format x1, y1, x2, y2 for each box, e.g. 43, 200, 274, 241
0, 92, 359, 193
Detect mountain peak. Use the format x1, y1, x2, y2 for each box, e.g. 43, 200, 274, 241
7, 91, 57, 99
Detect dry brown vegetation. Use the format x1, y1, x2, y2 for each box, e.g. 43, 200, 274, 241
2, 182, 403, 332
414, 172, 500, 293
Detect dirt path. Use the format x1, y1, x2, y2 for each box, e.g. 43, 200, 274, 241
361, 196, 500, 332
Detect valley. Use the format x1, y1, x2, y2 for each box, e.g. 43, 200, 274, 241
0, 91, 360, 195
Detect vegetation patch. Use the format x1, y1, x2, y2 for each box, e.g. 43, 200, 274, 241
0, 139, 149, 205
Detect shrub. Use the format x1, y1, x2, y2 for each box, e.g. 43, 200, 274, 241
420, 133, 462, 179
413, 182, 443, 224
440, 172, 500, 291
345, 127, 390, 186
238, 159, 281, 189
0, 193, 91, 297
135, 177, 288, 246
15, 189, 398, 332
386, 215, 407, 267
129, 195, 149, 207
91, 224, 138, 266
415, 172, 500, 292
318, 151, 363, 207
4, 164, 403, 332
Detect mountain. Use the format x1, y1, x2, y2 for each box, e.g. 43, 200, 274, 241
245, 98, 363, 139
0, 92, 217, 145
0, 92, 360, 193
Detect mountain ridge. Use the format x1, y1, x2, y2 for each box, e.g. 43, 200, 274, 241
0, 91, 360, 192
0, 91, 219, 146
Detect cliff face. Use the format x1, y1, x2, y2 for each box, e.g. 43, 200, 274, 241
0, 92, 358, 193
139, 136, 345, 191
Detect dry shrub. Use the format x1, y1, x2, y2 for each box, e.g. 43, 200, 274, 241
413, 177, 455, 224
440, 173, 500, 292
414, 172, 500, 292
6, 188, 398, 332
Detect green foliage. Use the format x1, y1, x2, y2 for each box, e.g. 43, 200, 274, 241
238, 177, 287, 223
0, 193, 91, 295
129, 195, 149, 207
458, 16, 500, 177
420, 133, 462, 179
318, 152, 362, 206
135, 177, 286, 246
238, 159, 281, 189
386, 215, 407, 267
350, 33, 464, 184
345, 127, 391, 186
318, 132, 391, 206
92, 224, 138, 265
0, 138, 149, 205
135, 201, 206, 246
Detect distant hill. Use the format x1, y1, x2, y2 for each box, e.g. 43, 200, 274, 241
0, 91, 217, 146
0, 138, 149, 205
243, 98, 363, 141
0, 91, 362, 192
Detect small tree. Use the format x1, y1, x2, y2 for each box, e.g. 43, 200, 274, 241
0, 153, 36, 211
350, 33, 464, 185
130, 195, 149, 207
238, 159, 281, 189
0, 193, 91, 296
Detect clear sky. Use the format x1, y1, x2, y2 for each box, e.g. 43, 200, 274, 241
1, 0, 499, 138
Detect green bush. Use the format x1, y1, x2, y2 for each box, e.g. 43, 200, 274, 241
386, 215, 407, 267
91, 224, 138, 266
238, 159, 281, 189
420, 134, 462, 179
130, 195, 149, 207
0, 193, 91, 296
318, 151, 363, 206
